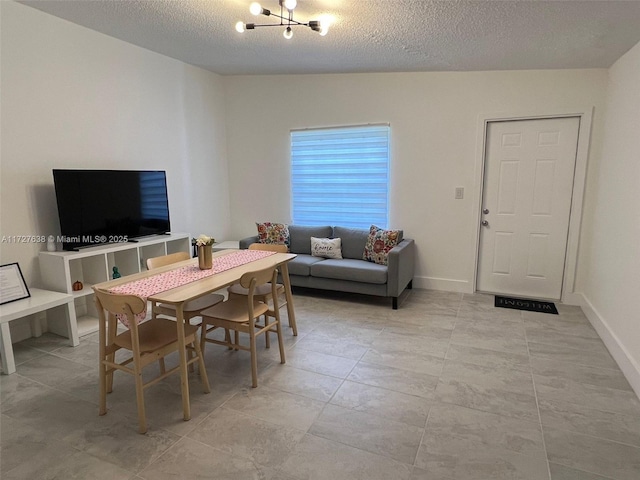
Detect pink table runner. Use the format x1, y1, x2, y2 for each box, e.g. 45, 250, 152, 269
110, 249, 276, 326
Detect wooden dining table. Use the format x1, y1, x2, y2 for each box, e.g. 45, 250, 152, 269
93, 248, 297, 422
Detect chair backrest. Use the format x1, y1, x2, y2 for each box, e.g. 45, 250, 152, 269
238, 265, 275, 290
238, 266, 279, 318
248, 243, 288, 253
94, 288, 146, 321
93, 287, 147, 342
146, 251, 190, 270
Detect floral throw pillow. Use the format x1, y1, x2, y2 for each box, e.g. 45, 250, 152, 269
363, 225, 401, 265
256, 222, 290, 247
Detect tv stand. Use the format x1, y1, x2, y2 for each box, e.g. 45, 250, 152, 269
72, 242, 120, 251
129, 232, 175, 243
39, 233, 190, 338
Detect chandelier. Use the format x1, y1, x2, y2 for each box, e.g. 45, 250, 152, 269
235, 0, 330, 40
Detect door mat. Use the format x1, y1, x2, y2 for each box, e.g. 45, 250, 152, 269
495, 296, 558, 315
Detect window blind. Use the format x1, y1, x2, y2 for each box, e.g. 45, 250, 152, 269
291, 125, 390, 228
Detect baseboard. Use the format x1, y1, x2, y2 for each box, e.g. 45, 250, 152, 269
560, 291, 583, 306
412, 276, 471, 293
576, 293, 640, 400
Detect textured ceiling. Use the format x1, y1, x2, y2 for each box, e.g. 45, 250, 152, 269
18, 0, 640, 76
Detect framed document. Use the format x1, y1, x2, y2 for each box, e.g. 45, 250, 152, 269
0, 263, 31, 305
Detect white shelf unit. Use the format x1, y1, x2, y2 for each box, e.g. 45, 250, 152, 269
39, 233, 190, 338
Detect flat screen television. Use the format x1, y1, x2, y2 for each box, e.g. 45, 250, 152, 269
53, 169, 171, 251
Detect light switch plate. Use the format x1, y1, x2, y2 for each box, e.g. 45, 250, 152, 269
455, 187, 464, 199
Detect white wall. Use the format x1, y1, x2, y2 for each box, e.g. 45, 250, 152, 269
223, 70, 607, 292
0, 1, 230, 341
578, 41, 640, 396
0, 1, 230, 286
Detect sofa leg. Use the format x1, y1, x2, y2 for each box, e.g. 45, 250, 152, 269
392, 297, 398, 310
407, 280, 413, 290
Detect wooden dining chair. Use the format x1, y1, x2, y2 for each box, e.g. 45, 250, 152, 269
146, 251, 225, 325
146, 251, 190, 270
147, 251, 228, 368
93, 288, 210, 434
200, 265, 286, 388
227, 243, 295, 339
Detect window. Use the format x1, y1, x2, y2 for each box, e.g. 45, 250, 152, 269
291, 124, 390, 228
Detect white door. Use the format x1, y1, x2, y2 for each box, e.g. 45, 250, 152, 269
477, 117, 580, 300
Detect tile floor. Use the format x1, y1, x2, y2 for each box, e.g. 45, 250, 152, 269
1, 289, 639, 479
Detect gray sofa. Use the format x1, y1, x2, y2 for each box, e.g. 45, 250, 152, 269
239, 225, 415, 309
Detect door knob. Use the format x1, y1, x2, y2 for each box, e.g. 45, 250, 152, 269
481, 220, 489, 227
483, 208, 489, 214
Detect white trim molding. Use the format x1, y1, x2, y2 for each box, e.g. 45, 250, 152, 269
413, 276, 470, 293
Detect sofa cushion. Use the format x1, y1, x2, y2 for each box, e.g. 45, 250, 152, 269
287, 254, 325, 276
332, 226, 370, 260
311, 237, 343, 259
289, 225, 333, 254
310, 258, 387, 284
256, 222, 290, 247
363, 225, 403, 266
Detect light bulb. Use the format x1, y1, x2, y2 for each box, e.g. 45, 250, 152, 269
249, 2, 262, 15
318, 15, 332, 36
283, 0, 297, 10
235, 21, 245, 33
283, 26, 293, 39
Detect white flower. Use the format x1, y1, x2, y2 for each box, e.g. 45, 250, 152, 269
194, 234, 214, 246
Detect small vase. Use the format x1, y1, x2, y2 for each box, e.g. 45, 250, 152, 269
198, 245, 213, 270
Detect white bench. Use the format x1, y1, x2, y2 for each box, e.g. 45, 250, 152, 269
0, 288, 79, 374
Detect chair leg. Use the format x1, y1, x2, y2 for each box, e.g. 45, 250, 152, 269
185, 315, 196, 373
193, 339, 211, 394
106, 352, 115, 393
200, 322, 208, 354
99, 360, 107, 416
276, 316, 286, 364
224, 328, 232, 349
106, 317, 117, 393
249, 330, 258, 388
264, 314, 271, 349
187, 349, 195, 373
133, 370, 147, 434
